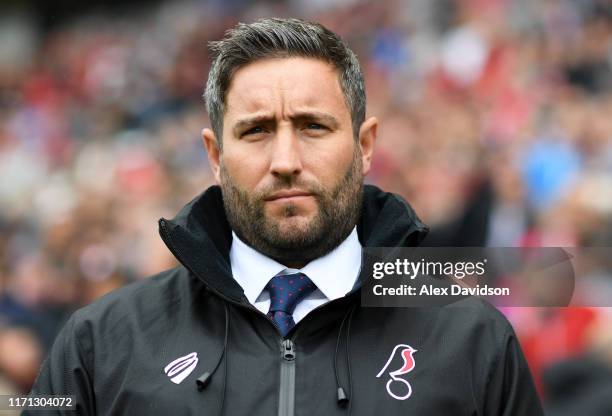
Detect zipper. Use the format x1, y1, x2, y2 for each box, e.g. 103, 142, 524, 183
278, 339, 296, 416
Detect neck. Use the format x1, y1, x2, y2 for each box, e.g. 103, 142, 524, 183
279, 260, 308, 269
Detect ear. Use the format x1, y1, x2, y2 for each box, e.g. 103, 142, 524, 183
358, 116, 378, 176
202, 128, 221, 183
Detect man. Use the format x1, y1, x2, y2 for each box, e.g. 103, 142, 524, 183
27, 18, 543, 415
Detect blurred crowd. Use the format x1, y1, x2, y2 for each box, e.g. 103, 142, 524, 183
0, 0, 611, 412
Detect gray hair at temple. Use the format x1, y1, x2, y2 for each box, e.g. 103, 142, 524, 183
203, 17, 366, 148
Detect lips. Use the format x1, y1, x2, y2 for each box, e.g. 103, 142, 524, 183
264, 190, 313, 202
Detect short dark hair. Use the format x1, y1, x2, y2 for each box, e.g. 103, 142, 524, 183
204, 17, 366, 147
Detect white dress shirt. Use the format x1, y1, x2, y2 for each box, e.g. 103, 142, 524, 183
230, 227, 362, 323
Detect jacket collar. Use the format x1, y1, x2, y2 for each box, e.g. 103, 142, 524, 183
158, 184, 428, 303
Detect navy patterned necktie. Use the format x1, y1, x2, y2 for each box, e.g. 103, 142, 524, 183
266, 271, 317, 337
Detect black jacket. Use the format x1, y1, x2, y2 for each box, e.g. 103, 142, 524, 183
26, 185, 543, 415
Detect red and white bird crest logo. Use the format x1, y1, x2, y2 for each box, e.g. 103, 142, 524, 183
376, 344, 417, 400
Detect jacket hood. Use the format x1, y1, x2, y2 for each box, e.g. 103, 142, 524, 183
158, 184, 428, 302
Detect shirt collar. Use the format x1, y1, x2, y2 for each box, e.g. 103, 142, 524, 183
230, 227, 362, 304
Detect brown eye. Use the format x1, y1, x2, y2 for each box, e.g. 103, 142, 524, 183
306, 123, 324, 130
242, 126, 265, 137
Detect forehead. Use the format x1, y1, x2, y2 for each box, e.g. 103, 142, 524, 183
224, 57, 349, 118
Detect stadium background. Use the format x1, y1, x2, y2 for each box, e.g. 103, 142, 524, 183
0, 0, 611, 413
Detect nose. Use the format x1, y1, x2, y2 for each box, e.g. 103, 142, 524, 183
269, 126, 303, 179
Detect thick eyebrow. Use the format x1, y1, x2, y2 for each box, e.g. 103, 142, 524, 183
232, 115, 273, 136
231, 111, 340, 136
292, 112, 340, 130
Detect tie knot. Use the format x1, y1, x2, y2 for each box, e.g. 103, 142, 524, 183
266, 271, 316, 315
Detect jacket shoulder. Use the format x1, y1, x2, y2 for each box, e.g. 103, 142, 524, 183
449, 296, 515, 332
70, 266, 197, 344
80, 266, 186, 313
435, 296, 520, 354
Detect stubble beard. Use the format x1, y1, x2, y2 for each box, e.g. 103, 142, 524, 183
220, 148, 363, 267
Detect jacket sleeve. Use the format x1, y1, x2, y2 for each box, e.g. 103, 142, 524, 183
483, 326, 544, 416
23, 313, 96, 416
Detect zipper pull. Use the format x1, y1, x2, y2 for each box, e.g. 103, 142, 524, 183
282, 339, 296, 361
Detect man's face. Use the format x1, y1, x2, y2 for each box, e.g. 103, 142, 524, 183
203, 57, 377, 267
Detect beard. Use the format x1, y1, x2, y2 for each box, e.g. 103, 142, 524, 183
219, 146, 363, 267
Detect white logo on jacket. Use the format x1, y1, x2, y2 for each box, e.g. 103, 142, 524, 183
376, 344, 417, 400
164, 352, 199, 384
